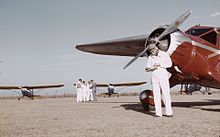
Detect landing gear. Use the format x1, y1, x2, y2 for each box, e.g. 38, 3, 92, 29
139, 90, 155, 111
101, 93, 119, 98
142, 101, 150, 111
205, 87, 212, 95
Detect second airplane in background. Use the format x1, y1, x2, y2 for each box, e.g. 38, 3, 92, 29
96, 81, 146, 97
0, 84, 64, 100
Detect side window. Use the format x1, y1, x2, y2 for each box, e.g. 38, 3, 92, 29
191, 29, 202, 36
200, 31, 217, 45
186, 28, 212, 36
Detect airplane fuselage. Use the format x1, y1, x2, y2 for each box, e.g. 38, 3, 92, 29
21, 90, 33, 98
168, 26, 220, 88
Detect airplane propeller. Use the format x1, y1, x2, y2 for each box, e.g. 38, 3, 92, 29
123, 10, 192, 70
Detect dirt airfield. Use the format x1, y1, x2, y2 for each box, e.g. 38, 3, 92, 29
0, 92, 220, 137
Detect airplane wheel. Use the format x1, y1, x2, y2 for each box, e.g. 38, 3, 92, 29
139, 90, 154, 111
142, 102, 150, 111
18, 98, 20, 101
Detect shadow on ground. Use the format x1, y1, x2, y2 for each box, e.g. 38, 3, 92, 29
120, 103, 155, 116
120, 99, 220, 115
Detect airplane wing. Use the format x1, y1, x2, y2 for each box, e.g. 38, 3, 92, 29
96, 82, 146, 87
0, 84, 64, 90
0, 86, 21, 89
110, 81, 146, 87
22, 84, 64, 89
76, 34, 148, 56
96, 84, 109, 87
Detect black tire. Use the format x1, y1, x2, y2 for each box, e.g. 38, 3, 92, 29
142, 103, 150, 111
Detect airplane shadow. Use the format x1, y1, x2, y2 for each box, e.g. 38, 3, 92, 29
93, 101, 156, 116
172, 99, 220, 112
120, 103, 155, 116
171, 99, 220, 108
93, 101, 139, 104
120, 99, 220, 116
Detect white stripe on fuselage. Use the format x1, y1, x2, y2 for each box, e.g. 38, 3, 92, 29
168, 31, 220, 59
192, 40, 220, 58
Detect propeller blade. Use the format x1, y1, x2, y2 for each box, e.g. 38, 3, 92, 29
123, 10, 192, 70
123, 47, 148, 70
158, 10, 192, 40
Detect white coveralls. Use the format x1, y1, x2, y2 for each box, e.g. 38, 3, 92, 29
146, 50, 173, 116
86, 84, 90, 102
76, 81, 82, 102
81, 83, 87, 102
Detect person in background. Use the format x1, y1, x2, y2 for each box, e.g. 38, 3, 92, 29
85, 81, 90, 102
91, 80, 97, 101
76, 79, 82, 102
81, 81, 87, 102
88, 81, 94, 101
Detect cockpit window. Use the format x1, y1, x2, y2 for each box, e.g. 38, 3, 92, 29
200, 31, 217, 45
186, 28, 212, 36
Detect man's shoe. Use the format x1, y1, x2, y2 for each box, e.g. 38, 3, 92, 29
165, 115, 173, 118
154, 115, 162, 118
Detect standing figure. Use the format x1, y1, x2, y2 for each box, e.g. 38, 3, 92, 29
88, 81, 94, 101
76, 79, 83, 102
91, 80, 97, 101
85, 81, 90, 102
145, 44, 173, 117
81, 81, 87, 102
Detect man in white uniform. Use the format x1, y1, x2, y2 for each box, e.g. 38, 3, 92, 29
85, 81, 90, 102
88, 81, 94, 101
82, 81, 87, 102
76, 79, 83, 102
145, 44, 173, 117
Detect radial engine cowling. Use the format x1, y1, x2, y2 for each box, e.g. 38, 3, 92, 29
145, 26, 172, 55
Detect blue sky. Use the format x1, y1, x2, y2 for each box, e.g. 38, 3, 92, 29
0, 0, 219, 94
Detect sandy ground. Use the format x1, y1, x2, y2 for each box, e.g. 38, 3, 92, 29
0, 93, 220, 137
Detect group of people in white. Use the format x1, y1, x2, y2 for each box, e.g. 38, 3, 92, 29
75, 79, 97, 102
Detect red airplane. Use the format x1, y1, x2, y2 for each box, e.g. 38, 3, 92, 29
75, 11, 220, 110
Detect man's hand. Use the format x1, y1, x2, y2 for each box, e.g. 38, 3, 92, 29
153, 64, 160, 68
145, 68, 151, 72
145, 67, 157, 72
